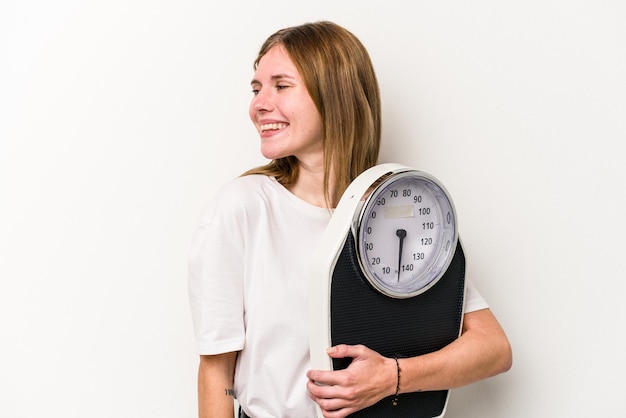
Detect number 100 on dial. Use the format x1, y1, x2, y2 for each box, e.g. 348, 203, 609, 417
355, 170, 458, 298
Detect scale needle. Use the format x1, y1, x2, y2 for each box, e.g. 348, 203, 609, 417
396, 229, 406, 282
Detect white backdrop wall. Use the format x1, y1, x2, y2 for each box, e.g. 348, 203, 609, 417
1, 1, 625, 417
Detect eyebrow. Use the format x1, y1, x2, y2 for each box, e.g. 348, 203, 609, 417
250, 74, 296, 85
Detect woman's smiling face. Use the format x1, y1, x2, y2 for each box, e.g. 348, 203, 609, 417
249, 45, 324, 164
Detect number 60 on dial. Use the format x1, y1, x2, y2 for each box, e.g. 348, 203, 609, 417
354, 170, 458, 298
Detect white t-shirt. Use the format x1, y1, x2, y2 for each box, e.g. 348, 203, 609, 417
188, 175, 488, 418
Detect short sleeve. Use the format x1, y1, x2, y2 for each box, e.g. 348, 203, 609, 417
188, 221, 245, 354
464, 279, 489, 313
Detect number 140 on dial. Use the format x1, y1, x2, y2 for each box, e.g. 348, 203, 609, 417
356, 171, 457, 298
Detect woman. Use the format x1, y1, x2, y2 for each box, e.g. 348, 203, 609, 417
188, 21, 512, 418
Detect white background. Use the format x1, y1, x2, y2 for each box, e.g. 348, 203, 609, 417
1, 1, 625, 417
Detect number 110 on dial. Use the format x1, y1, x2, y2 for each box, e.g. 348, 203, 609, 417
356, 171, 458, 298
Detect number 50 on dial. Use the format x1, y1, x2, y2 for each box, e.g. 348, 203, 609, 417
354, 170, 458, 298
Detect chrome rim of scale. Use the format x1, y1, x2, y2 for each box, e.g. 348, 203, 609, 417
354, 170, 458, 298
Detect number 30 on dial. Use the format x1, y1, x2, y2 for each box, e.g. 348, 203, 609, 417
355, 170, 458, 298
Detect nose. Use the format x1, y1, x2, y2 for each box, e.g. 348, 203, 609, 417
251, 88, 273, 113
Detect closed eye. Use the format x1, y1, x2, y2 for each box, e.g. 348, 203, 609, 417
250, 80, 262, 95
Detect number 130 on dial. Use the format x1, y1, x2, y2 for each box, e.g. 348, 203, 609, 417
355, 170, 458, 298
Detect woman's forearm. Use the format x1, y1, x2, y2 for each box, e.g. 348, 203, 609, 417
198, 352, 238, 418
306, 308, 511, 416
398, 308, 512, 393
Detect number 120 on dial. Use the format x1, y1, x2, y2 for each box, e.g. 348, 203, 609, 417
355, 171, 458, 298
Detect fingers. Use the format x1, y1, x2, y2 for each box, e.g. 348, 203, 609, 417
307, 344, 387, 416
307, 368, 342, 387
326, 344, 367, 359
307, 379, 356, 418
307, 345, 364, 386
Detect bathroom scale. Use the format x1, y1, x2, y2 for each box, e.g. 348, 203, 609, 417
309, 163, 466, 418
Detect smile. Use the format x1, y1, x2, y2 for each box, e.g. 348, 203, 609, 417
260, 123, 288, 133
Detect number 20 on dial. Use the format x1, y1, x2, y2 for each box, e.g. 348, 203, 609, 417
355, 170, 458, 298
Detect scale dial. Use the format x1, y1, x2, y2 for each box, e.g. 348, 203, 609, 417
355, 170, 458, 298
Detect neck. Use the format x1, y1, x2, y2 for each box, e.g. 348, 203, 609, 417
287, 160, 335, 208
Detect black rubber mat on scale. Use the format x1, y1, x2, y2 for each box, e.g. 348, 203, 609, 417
330, 233, 465, 418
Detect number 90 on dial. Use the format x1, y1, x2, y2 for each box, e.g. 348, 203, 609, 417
355, 170, 458, 298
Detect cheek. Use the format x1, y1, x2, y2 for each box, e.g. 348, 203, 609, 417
307, 111, 324, 137
303, 99, 323, 134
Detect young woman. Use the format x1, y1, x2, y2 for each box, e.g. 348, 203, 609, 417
188, 21, 512, 418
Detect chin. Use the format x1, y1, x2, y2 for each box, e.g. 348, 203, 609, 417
260, 147, 288, 161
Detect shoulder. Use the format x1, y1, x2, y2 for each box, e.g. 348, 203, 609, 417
215, 174, 277, 206
198, 175, 278, 224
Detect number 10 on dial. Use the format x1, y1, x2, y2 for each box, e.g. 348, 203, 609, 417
355, 170, 458, 298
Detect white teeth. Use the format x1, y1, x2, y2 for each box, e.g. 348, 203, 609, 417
260, 123, 287, 132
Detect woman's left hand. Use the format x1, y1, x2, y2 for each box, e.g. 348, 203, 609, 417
306, 344, 396, 418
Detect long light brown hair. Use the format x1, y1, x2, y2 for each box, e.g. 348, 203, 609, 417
243, 21, 381, 207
